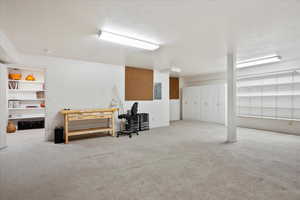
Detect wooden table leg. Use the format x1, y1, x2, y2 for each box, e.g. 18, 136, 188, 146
107, 118, 110, 135
64, 114, 69, 144
111, 113, 115, 137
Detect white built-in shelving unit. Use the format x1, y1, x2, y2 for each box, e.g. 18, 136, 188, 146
237, 68, 300, 121
7, 66, 46, 126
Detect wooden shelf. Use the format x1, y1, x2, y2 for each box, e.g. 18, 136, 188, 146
61, 108, 118, 114
68, 114, 112, 121
68, 127, 113, 136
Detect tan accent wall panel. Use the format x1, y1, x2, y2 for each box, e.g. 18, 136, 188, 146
125, 66, 153, 100
170, 77, 179, 99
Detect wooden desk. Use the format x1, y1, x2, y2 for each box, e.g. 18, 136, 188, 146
60, 108, 118, 144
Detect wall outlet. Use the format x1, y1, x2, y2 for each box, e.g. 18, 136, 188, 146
288, 121, 293, 126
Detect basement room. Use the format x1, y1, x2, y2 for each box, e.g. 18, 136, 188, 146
0, 0, 300, 200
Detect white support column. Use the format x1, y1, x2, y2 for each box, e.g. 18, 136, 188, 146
227, 53, 237, 142
0, 64, 8, 150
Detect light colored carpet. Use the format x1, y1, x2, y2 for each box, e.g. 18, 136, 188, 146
0, 121, 300, 200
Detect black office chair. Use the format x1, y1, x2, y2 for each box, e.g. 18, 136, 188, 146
117, 102, 139, 138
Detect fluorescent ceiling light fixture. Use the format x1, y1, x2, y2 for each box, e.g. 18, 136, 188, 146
237, 54, 281, 68
98, 30, 159, 51
170, 67, 181, 73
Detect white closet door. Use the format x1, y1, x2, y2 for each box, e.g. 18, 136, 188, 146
200, 84, 226, 124
183, 84, 226, 124
183, 87, 201, 120
182, 87, 191, 119
209, 85, 219, 122
192, 87, 201, 120
200, 85, 210, 122
197, 87, 203, 121
183, 87, 195, 120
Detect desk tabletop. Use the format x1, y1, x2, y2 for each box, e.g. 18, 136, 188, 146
60, 108, 118, 115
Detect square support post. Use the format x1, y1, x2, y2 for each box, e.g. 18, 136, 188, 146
227, 53, 237, 143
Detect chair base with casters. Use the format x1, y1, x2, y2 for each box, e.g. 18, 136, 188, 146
117, 117, 139, 138
116, 130, 139, 138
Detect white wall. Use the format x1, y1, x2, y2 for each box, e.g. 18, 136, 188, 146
20, 54, 124, 140
124, 70, 170, 128
16, 54, 170, 140
170, 100, 180, 121
0, 64, 8, 149
0, 31, 20, 63
237, 117, 300, 136
183, 72, 226, 87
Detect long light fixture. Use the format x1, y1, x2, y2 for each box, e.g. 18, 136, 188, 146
98, 30, 160, 51
171, 67, 181, 73
237, 54, 281, 68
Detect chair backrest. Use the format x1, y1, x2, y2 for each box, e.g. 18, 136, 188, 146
131, 102, 138, 116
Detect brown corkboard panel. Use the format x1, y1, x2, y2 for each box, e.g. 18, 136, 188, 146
125, 66, 153, 100
170, 77, 179, 99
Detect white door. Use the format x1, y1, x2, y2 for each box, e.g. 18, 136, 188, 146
192, 87, 201, 120
183, 87, 194, 120
199, 84, 226, 124
200, 85, 210, 122
183, 87, 200, 120
183, 85, 226, 124
208, 85, 219, 122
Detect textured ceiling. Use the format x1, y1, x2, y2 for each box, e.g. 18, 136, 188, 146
1, 0, 300, 76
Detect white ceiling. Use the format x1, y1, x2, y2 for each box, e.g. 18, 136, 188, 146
1, 0, 300, 76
